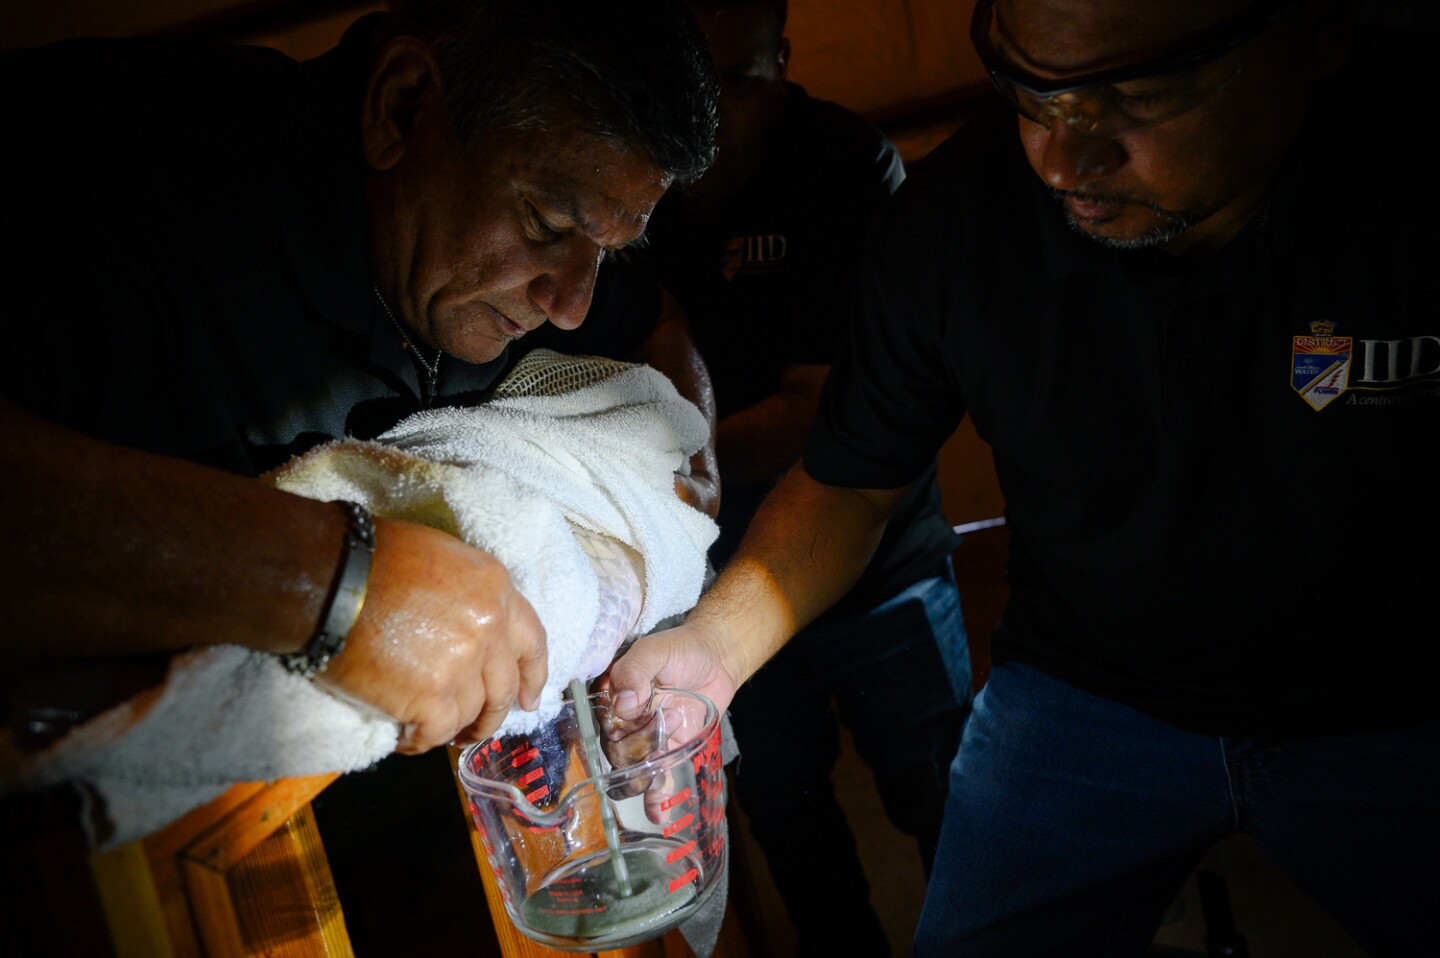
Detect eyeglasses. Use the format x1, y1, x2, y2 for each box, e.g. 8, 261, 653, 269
970, 0, 1299, 135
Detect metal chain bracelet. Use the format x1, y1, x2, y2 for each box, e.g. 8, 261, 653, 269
279, 500, 377, 679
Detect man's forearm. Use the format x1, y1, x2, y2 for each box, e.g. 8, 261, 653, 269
1, 399, 552, 752
688, 463, 907, 684
0, 399, 338, 660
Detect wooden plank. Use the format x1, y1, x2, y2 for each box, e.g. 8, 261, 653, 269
147, 783, 268, 862
142, 782, 269, 958
181, 849, 247, 958
89, 839, 175, 958
181, 774, 338, 872
290, 803, 351, 956
224, 804, 352, 957
179, 776, 349, 958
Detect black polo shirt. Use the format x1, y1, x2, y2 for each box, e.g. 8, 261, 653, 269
1, 22, 658, 478
640, 85, 959, 617
806, 30, 1439, 738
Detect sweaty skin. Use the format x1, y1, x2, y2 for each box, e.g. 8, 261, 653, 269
0, 402, 550, 753
2, 35, 680, 754
361, 38, 671, 365
318, 520, 549, 753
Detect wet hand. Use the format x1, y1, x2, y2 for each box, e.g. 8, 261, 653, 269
315, 518, 547, 754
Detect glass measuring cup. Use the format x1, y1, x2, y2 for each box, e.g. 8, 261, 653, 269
457, 687, 727, 951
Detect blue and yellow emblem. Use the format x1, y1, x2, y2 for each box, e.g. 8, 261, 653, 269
1292, 331, 1352, 411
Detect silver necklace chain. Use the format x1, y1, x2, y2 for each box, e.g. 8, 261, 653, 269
373, 285, 441, 399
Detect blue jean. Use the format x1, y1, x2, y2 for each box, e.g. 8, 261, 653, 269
728, 564, 972, 957
915, 662, 1440, 958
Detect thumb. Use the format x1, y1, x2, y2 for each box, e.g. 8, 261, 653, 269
607, 634, 673, 718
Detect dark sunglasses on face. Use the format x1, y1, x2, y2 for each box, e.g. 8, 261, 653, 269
970, 0, 1301, 135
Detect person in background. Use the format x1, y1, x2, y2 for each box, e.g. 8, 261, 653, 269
612, 1, 1440, 955
638, 2, 971, 953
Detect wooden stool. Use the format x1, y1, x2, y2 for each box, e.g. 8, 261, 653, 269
2, 773, 350, 958
1, 755, 761, 958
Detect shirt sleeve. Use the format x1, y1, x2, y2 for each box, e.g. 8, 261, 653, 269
777, 123, 907, 368
802, 194, 967, 490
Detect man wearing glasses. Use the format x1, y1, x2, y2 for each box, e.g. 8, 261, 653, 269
611, 0, 1438, 954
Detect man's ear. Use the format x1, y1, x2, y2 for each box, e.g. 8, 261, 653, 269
776, 37, 791, 80
361, 37, 444, 172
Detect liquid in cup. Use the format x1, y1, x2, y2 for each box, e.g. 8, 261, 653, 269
457, 687, 726, 951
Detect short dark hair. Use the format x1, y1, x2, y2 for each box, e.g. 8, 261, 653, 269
388, 0, 719, 183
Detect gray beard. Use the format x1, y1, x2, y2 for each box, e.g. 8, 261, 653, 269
1050, 188, 1199, 250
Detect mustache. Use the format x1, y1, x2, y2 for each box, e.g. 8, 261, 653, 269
1048, 188, 1201, 250
1048, 187, 1196, 227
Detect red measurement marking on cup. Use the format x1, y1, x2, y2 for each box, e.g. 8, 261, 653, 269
668, 868, 699, 893
511, 746, 540, 767
525, 784, 550, 803
660, 787, 692, 811
700, 795, 727, 828
691, 727, 721, 774
517, 766, 544, 787
663, 812, 694, 837
666, 840, 697, 864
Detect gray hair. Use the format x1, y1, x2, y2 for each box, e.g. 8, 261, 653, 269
388, 0, 719, 183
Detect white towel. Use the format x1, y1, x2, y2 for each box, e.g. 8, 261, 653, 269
272, 349, 718, 732
1, 350, 717, 848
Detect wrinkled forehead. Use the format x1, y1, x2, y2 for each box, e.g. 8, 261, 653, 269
504, 124, 669, 243
994, 0, 1257, 75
